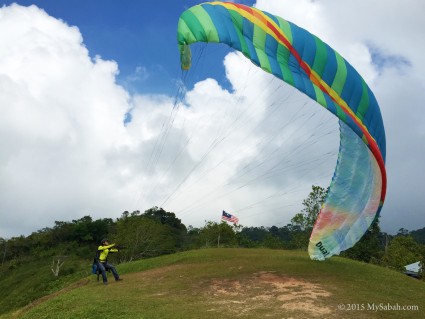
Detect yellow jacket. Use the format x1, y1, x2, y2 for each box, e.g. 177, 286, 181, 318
97, 243, 118, 262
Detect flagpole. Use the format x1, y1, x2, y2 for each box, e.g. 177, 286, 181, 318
218, 212, 221, 248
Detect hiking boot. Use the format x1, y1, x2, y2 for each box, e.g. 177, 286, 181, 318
115, 278, 123, 281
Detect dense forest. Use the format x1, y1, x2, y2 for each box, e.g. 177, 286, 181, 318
1, 186, 424, 278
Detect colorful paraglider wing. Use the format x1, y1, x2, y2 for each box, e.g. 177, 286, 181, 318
177, 2, 386, 260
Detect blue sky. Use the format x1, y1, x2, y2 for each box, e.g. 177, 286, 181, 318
1, 0, 424, 238
0, 0, 253, 94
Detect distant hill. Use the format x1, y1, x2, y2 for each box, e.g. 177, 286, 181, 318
411, 227, 425, 244
2, 249, 425, 319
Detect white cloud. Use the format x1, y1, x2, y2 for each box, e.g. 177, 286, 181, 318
0, 4, 132, 237
1, 1, 423, 238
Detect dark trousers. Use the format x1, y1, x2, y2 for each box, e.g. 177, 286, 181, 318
97, 261, 120, 282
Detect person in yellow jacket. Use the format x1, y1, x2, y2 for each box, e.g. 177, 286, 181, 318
97, 239, 122, 285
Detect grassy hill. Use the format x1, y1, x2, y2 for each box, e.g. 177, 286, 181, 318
2, 249, 424, 319
0, 256, 89, 314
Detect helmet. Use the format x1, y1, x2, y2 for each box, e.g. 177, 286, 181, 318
101, 238, 109, 245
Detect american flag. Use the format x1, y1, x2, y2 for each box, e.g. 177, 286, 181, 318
221, 211, 239, 224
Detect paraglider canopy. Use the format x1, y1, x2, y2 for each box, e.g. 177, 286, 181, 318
177, 2, 386, 260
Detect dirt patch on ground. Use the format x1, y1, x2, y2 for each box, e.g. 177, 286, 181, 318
97, 265, 334, 318
205, 271, 333, 318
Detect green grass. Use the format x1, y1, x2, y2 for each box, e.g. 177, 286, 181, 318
2, 249, 424, 319
0, 256, 89, 314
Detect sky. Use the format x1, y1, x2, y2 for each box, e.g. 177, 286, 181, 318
0, 0, 424, 238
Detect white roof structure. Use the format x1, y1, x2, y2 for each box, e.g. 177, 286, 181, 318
404, 261, 422, 277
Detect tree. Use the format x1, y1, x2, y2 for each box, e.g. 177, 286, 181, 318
289, 185, 327, 249
72, 216, 94, 244
397, 228, 409, 237
381, 235, 425, 271
261, 233, 284, 249
142, 207, 187, 248
89, 218, 114, 244
239, 227, 269, 243
113, 215, 176, 261
185, 226, 202, 249
290, 213, 309, 232
142, 207, 186, 231
410, 227, 425, 244
0, 238, 6, 266
272, 225, 293, 244
199, 221, 236, 248
303, 185, 327, 228
290, 185, 327, 231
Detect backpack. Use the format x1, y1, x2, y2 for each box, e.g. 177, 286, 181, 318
91, 259, 98, 274
91, 249, 100, 274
